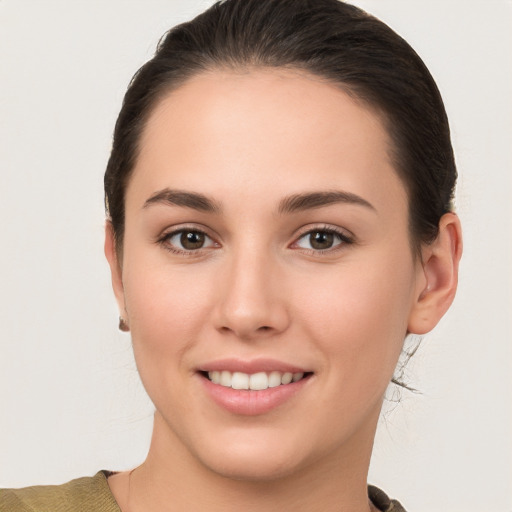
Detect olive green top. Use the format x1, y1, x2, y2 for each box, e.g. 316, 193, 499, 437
1, 471, 406, 511
0, 472, 120, 512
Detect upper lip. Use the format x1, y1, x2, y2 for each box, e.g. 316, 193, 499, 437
198, 358, 310, 374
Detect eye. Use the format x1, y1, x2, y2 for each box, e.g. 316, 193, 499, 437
294, 228, 352, 252
163, 229, 217, 252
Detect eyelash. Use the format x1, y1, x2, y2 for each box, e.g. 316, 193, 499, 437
157, 225, 218, 257
289, 225, 355, 258
157, 224, 354, 256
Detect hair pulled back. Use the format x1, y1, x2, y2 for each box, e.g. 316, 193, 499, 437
104, 0, 456, 251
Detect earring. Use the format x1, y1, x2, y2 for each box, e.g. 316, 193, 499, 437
118, 317, 130, 332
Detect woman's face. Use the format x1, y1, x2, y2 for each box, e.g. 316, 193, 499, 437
108, 69, 427, 480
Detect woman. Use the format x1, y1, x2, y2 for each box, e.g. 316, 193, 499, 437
1, 0, 462, 510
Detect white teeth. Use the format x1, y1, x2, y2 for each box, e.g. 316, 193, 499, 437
220, 370, 231, 387
231, 372, 249, 390
268, 371, 282, 388
249, 372, 268, 390
281, 372, 293, 385
207, 370, 307, 390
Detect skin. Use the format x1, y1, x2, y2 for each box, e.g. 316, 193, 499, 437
105, 69, 462, 512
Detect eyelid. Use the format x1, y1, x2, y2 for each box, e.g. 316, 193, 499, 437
157, 224, 220, 255
290, 224, 355, 253
155, 222, 354, 256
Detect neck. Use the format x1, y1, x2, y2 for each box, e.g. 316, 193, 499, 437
121, 411, 379, 512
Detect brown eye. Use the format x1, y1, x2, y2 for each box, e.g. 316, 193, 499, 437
180, 231, 205, 249
295, 228, 351, 252
309, 231, 334, 250
165, 229, 216, 252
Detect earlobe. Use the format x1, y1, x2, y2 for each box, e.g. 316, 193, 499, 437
104, 221, 127, 320
408, 213, 463, 334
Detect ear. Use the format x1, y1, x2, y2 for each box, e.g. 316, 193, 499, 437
408, 213, 463, 334
104, 221, 127, 321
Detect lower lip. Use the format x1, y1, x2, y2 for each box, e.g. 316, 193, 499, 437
199, 374, 311, 416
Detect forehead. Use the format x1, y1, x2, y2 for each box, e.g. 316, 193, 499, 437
128, 68, 406, 214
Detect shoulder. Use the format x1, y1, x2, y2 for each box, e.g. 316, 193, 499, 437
0, 471, 121, 512
369, 485, 407, 512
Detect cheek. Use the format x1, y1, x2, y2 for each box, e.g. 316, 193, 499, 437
296, 254, 416, 383
121, 255, 217, 375
120, 260, 223, 425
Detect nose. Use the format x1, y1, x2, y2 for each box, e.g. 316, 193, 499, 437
213, 249, 290, 340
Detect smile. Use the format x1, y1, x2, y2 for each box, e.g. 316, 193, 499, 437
200, 370, 312, 415
207, 370, 306, 390
198, 359, 313, 415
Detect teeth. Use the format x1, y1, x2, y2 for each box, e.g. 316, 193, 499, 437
281, 372, 293, 385
249, 372, 268, 391
220, 370, 231, 387
206, 370, 306, 390
292, 372, 304, 382
268, 371, 282, 388
231, 372, 249, 390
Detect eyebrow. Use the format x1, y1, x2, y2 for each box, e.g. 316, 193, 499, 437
142, 188, 375, 215
277, 190, 376, 214
143, 188, 221, 213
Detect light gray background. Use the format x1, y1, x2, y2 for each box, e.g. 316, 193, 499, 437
1, 1, 511, 511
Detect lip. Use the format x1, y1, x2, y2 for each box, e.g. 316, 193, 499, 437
198, 358, 309, 374
197, 358, 313, 416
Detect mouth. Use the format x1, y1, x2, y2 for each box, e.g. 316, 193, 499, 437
200, 370, 313, 391
197, 359, 314, 415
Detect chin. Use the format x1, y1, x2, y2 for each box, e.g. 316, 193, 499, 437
200, 451, 303, 482
188, 429, 324, 483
